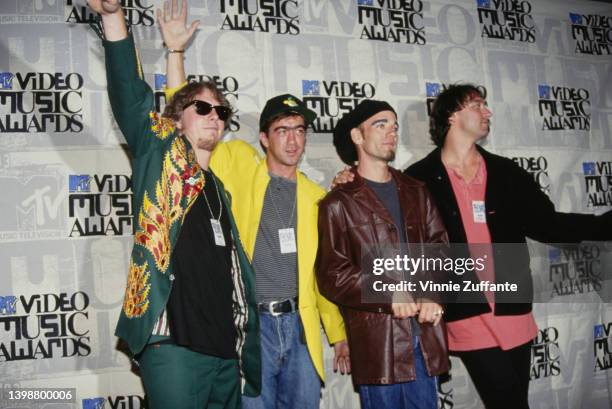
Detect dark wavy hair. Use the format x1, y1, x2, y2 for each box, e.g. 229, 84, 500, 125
163, 81, 233, 129
429, 84, 483, 147
259, 112, 305, 153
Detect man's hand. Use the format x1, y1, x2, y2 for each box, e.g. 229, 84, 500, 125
87, 0, 127, 40
330, 166, 354, 189
417, 300, 444, 326
157, 0, 200, 51
391, 302, 419, 319
86, 0, 121, 15
333, 340, 351, 374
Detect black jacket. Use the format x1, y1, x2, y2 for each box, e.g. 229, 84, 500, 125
405, 146, 612, 322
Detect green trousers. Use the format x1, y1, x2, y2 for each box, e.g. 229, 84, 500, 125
139, 343, 240, 409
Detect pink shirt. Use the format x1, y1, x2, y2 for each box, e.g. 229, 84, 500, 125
444, 158, 537, 351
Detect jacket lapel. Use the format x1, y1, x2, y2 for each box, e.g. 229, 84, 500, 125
392, 169, 423, 243
348, 168, 398, 228
477, 146, 499, 218
245, 159, 271, 258
423, 148, 467, 243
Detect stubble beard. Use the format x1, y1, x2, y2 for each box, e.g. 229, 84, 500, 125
189, 128, 221, 152
385, 150, 396, 162
362, 146, 396, 165
197, 137, 218, 152
377, 147, 396, 163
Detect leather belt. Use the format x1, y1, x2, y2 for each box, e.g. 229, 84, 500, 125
258, 297, 298, 316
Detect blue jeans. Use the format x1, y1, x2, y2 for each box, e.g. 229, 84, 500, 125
359, 337, 438, 409
242, 311, 320, 409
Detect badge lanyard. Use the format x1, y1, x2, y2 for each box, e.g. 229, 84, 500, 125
203, 174, 226, 246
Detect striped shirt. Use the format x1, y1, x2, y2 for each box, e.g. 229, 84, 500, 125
252, 173, 298, 303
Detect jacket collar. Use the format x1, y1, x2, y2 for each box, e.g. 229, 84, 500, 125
418, 143, 500, 243
418, 143, 501, 181
176, 134, 204, 172
341, 165, 420, 192
338, 166, 416, 229
255, 155, 309, 189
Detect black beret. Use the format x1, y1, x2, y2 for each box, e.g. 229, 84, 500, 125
332, 100, 396, 165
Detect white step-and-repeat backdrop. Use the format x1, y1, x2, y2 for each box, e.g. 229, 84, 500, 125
1, 0, 612, 408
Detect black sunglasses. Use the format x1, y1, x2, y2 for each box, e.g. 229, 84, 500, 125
183, 100, 232, 121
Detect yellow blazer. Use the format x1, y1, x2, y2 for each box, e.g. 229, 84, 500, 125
210, 139, 346, 381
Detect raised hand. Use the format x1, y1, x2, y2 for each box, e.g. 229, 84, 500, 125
86, 0, 127, 40
157, 0, 200, 51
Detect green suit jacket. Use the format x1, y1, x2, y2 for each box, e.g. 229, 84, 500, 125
103, 35, 260, 396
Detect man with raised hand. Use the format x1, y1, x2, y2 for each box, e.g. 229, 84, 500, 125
159, 1, 349, 408
87, 1, 260, 408
316, 99, 449, 409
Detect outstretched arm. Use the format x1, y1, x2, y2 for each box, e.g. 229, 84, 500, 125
88, 0, 156, 156
159, 0, 199, 91
514, 163, 612, 242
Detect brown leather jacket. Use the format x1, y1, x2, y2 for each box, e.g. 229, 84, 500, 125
316, 167, 450, 385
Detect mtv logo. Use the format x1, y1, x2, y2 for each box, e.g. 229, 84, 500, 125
82, 398, 105, 409
594, 324, 604, 339
154, 74, 167, 90
426, 82, 442, 98
302, 80, 320, 96
0, 72, 14, 90
538, 85, 550, 100
477, 0, 491, 8
16, 205, 36, 231
582, 162, 596, 176
548, 248, 561, 264
357, 0, 373, 5
69, 175, 91, 192
0, 296, 17, 315
569, 13, 583, 25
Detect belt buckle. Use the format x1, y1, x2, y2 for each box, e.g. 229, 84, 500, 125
268, 300, 283, 317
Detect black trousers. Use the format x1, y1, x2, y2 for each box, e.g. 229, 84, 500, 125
453, 340, 533, 409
